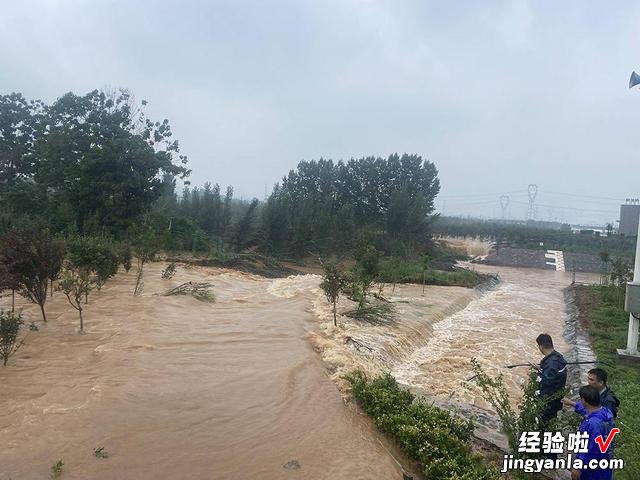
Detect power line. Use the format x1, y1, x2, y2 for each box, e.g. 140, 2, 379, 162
511, 200, 618, 215
540, 190, 626, 202
440, 198, 505, 206
438, 190, 528, 199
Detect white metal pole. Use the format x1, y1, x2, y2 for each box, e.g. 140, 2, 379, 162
626, 211, 640, 353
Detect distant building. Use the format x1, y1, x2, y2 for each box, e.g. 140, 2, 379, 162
619, 202, 640, 236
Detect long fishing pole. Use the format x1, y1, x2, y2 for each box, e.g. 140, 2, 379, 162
504, 360, 608, 369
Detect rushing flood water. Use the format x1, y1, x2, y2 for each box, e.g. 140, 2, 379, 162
0, 259, 598, 478
310, 262, 598, 447
0, 264, 403, 480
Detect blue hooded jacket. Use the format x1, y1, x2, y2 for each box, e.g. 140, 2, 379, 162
574, 388, 620, 419
576, 407, 615, 480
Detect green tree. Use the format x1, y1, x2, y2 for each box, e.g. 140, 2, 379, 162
232, 198, 259, 250
599, 250, 610, 284
421, 252, 431, 294
33, 89, 190, 234
57, 268, 94, 332
67, 236, 120, 294
220, 186, 234, 247
352, 242, 381, 310
610, 257, 632, 287
0, 263, 20, 312
261, 185, 291, 255
117, 243, 133, 272
264, 154, 440, 256
0, 310, 24, 366
0, 93, 45, 189
132, 224, 159, 296
319, 263, 348, 326
334, 203, 356, 251
0, 228, 65, 322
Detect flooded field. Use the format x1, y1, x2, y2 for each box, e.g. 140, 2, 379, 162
0, 264, 402, 480
0, 260, 598, 478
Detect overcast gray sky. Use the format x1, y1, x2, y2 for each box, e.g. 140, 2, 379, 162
1, 0, 639, 225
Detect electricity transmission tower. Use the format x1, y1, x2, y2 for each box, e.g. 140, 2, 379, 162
527, 184, 538, 220
500, 195, 510, 220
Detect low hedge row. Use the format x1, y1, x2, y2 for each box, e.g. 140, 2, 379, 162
346, 371, 500, 480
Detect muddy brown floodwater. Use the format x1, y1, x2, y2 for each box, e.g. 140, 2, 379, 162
0, 259, 598, 479
0, 264, 403, 480
393, 264, 598, 445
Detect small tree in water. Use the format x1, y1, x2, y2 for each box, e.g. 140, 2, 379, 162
421, 252, 431, 294
117, 242, 133, 272
57, 267, 94, 332
132, 225, 159, 296
320, 263, 348, 327
67, 236, 119, 302
0, 264, 20, 312
351, 242, 381, 310
0, 310, 24, 366
0, 228, 65, 322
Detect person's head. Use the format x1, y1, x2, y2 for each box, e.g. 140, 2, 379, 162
579, 385, 602, 411
587, 368, 608, 390
536, 333, 554, 354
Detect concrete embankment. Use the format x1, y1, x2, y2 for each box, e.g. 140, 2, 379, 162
479, 247, 603, 274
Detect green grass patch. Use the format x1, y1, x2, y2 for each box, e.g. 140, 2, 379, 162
377, 257, 491, 288
344, 301, 397, 325
345, 371, 500, 479
575, 285, 640, 480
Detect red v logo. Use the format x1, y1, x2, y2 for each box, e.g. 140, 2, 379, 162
595, 428, 619, 453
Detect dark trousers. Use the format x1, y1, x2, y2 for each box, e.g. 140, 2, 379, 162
539, 398, 562, 427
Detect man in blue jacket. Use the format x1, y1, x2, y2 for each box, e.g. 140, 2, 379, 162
571, 385, 615, 480
535, 333, 567, 425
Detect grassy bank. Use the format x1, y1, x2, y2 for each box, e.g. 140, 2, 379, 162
377, 257, 492, 288
574, 285, 640, 479
346, 371, 500, 479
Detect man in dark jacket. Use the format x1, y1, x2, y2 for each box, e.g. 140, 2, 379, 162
563, 368, 620, 419
535, 333, 567, 425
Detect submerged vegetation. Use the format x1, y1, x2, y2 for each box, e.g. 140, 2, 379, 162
377, 257, 491, 288
0, 310, 24, 366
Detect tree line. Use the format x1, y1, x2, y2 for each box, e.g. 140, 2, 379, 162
1, 88, 445, 364
262, 155, 440, 256
1, 89, 442, 259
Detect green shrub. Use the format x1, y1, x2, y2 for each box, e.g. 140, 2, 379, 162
117, 243, 133, 272
67, 236, 119, 290
0, 310, 24, 366
94, 446, 109, 459
345, 371, 500, 479
50, 459, 63, 478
